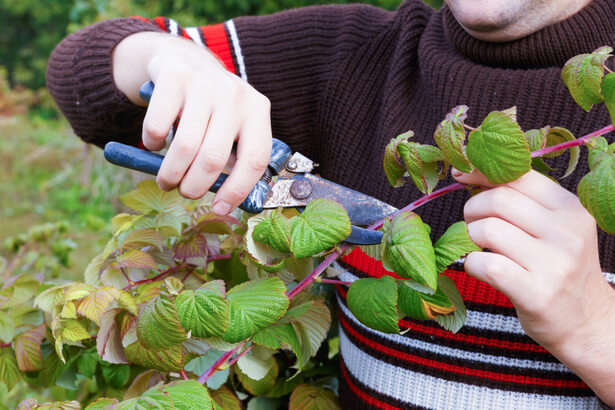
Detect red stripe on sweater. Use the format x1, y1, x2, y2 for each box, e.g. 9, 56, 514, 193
131, 16, 152, 24
154, 16, 167, 31
180, 27, 190, 39
337, 286, 546, 353
340, 360, 402, 410
339, 314, 586, 389
201, 24, 236, 74
342, 247, 514, 308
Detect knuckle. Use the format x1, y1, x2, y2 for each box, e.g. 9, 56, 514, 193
178, 184, 204, 200
244, 154, 270, 173
174, 140, 199, 158
200, 149, 227, 173
143, 119, 169, 140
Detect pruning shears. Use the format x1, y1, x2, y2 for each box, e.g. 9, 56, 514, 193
103, 81, 398, 245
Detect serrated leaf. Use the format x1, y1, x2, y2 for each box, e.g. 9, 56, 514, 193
237, 346, 275, 381
398, 279, 455, 321
102, 364, 131, 388
161, 380, 216, 410
253, 209, 292, 253
381, 212, 437, 292
100, 268, 129, 289
434, 275, 467, 333
0, 348, 21, 391
279, 257, 314, 281
525, 128, 548, 152
578, 156, 615, 233
602, 72, 615, 126
137, 278, 187, 350
174, 233, 208, 263
466, 111, 532, 184
290, 199, 351, 259
120, 180, 187, 216
434, 222, 481, 273
347, 276, 399, 334
210, 385, 241, 410
383, 132, 412, 187
397, 142, 447, 194
97, 309, 129, 364
76, 350, 99, 378
20, 400, 80, 410
359, 243, 381, 261
434, 105, 473, 173
562, 46, 612, 111
176, 280, 229, 338
121, 228, 164, 251
1, 274, 39, 309
541, 127, 580, 179
253, 323, 302, 364
123, 369, 164, 400
194, 213, 241, 235
236, 358, 279, 396
15, 324, 45, 371
114, 382, 175, 410
112, 213, 137, 235
291, 300, 330, 367
34, 284, 70, 314
124, 339, 190, 372
110, 249, 158, 270
135, 213, 188, 237
76, 287, 121, 325
224, 277, 289, 343
245, 213, 288, 268
85, 398, 120, 409
289, 384, 340, 410
84, 238, 118, 285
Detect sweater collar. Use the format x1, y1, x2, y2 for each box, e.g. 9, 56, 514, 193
442, 0, 615, 69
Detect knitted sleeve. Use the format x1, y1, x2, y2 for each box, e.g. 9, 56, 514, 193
46, 5, 394, 150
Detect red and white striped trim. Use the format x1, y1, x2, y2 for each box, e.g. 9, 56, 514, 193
339, 330, 601, 409
185, 27, 205, 47
225, 20, 247, 81
336, 295, 568, 372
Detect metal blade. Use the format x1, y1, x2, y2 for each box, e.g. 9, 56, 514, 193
344, 226, 384, 244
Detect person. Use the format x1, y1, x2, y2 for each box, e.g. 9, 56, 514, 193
46, 0, 615, 407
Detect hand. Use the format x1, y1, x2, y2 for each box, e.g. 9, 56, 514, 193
113, 32, 272, 215
453, 168, 615, 404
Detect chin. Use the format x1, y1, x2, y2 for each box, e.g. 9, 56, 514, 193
445, 0, 521, 33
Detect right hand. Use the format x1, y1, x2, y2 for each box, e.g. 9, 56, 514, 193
113, 32, 272, 215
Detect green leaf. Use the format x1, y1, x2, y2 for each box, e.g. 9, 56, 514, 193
0, 348, 21, 391
176, 280, 229, 338
525, 128, 555, 174
110, 249, 158, 270
383, 132, 412, 187
466, 111, 532, 184
245, 213, 288, 268
15, 324, 45, 371
33, 284, 70, 314
120, 180, 187, 217
397, 142, 447, 194
347, 276, 399, 334
236, 358, 279, 396
253, 209, 292, 253
161, 380, 216, 410
290, 299, 331, 368
0, 312, 15, 344
253, 323, 302, 363
84, 238, 118, 285
137, 278, 187, 350
279, 257, 314, 281
433, 222, 481, 273
381, 212, 437, 292
434, 105, 473, 173
398, 279, 455, 321
562, 46, 612, 111
1, 274, 40, 308
120, 228, 164, 251
224, 277, 289, 343
290, 199, 351, 259
174, 233, 208, 263
433, 275, 467, 333
184, 350, 229, 389
124, 339, 191, 372
542, 127, 580, 179
102, 364, 130, 388
237, 346, 276, 381
85, 398, 120, 409
602, 72, 615, 125
76, 287, 120, 325
289, 384, 341, 410
76, 350, 98, 378
578, 156, 615, 233
210, 385, 241, 410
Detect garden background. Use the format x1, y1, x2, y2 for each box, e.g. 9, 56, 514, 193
0, 0, 441, 406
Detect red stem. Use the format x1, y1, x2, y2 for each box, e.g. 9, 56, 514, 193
0, 343, 11, 348
198, 343, 245, 384
180, 370, 188, 380
201, 122, 615, 382
320, 279, 353, 286
207, 254, 232, 261
227, 344, 253, 368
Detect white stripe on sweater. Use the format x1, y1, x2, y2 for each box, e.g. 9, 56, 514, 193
337, 296, 569, 372
340, 330, 600, 410
225, 20, 247, 81
168, 18, 179, 36
185, 27, 205, 47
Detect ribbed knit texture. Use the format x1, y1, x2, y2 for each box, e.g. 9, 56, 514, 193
46, 1, 615, 408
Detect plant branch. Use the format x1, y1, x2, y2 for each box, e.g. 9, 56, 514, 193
531, 124, 615, 158
180, 370, 188, 380
319, 279, 354, 286
0, 343, 11, 348
197, 343, 245, 385
4, 243, 29, 281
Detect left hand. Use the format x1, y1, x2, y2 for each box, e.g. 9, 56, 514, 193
452, 168, 615, 404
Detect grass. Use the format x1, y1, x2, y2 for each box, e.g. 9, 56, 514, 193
0, 112, 139, 282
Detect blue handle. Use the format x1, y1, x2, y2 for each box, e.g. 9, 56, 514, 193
104, 142, 268, 213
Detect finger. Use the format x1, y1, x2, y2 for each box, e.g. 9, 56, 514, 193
142, 78, 182, 151
212, 106, 272, 214
453, 169, 575, 211
464, 186, 556, 238
467, 217, 544, 271
464, 251, 532, 306
157, 93, 211, 191
179, 109, 239, 200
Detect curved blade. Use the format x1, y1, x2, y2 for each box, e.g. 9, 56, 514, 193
303, 174, 397, 225
344, 226, 384, 245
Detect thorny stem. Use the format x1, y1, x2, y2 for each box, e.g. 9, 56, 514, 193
200, 122, 615, 383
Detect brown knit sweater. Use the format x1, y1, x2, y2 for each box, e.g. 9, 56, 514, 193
47, 1, 615, 408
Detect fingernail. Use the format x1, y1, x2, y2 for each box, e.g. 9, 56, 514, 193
213, 200, 232, 215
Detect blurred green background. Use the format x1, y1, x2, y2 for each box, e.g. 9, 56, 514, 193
0, 0, 442, 282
